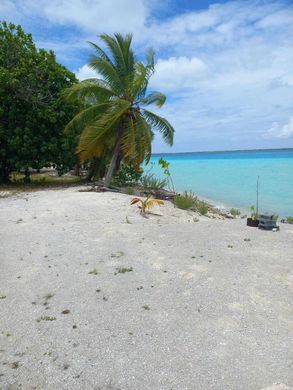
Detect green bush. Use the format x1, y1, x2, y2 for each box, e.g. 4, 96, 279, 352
174, 191, 197, 210
140, 173, 168, 190
126, 187, 134, 195
196, 201, 209, 215
286, 216, 293, 224
230, 208, 241, 218
113, 164, 143, 186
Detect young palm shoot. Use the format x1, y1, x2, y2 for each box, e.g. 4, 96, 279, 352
131, 195, 164, 216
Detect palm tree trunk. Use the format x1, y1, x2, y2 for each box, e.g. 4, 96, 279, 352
104, 140, 120, 187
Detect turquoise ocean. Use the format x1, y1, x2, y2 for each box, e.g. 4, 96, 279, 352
149, 149, 293, 217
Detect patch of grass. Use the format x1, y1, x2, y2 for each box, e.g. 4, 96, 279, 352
230, 208, 241, 218
88, 268, 98, 275
174, 191, 196, 210
126, 187, 134, 195
142, 304, 150, 311
196, 201, 209, 215
36, 316, 56, 322
115, 267, 133, 275
174, 191, 209, 214
0, 173, 84, 194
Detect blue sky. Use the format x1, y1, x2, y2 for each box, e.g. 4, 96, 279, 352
2, 0, 293, 152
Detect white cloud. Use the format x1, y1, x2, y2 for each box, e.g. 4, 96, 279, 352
150, 56, 206, 92
75, 64, 97, 80
4, 0, 148, 34
1, 0, 293, 150
264, 117, 293, 139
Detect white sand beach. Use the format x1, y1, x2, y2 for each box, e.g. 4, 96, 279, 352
0, 187, 293, 390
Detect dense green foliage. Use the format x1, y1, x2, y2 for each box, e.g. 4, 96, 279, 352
113, 163, 144, 186
286, 216, 293, 224
65, 33, 174, 186
0, 22, 79, 182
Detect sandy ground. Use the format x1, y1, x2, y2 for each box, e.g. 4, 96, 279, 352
0, 187, 292, 390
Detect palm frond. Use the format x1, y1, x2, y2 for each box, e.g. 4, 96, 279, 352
88, 41, 112, 63
77, 99, 131, 161
114, 33, 135, 74
120, 115, 136, 158
65, 102, 111, 134
132, 62, 148, 100
140, 91, 166, 108
99, 33, 135, 94
132, 112, 153, 165
147, 199, 164, 208
65, 79, 116, 103
132, 53, 155, 101
100, 33, 134, 75
130, 197, 141, 205
142, 109, 174, 146
146, 48, 155, 71
89, 55, 124, 95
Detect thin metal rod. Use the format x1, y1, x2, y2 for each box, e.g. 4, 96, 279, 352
256, 175, 259, 216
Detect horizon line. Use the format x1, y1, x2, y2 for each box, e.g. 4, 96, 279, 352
152, 147, 293, 155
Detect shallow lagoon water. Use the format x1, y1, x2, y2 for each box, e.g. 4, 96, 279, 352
149, 149, 293, 217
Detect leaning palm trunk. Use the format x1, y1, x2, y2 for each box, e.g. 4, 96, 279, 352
104, 139, 120, 187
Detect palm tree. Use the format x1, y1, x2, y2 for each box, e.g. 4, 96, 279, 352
65, 33, 174, 187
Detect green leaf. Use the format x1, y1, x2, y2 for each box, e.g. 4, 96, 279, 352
142, 109, 174, 146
